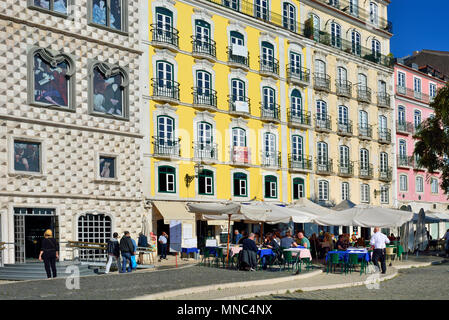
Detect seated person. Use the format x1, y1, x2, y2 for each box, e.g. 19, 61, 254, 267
336, 235, 349, 250
280, 231, 297, 249
388, 233, 396, 241
356, 237, 365, 248
296, 231, 310, 249
240, 233, 258, 271
263, 234, 281, 269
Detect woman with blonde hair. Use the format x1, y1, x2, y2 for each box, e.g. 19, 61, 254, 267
38, 229, 59, 278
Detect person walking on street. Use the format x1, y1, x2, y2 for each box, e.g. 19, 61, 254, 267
38, 229, 59, 278
370, 227, 390, 274
443, 229, 449, 258
119, 231, 135, 273
137, 232, 148, 264
105, 232, 120, 274
159, 232, 168, 261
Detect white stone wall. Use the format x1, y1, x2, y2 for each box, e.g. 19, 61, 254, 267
0, 1, 145, 263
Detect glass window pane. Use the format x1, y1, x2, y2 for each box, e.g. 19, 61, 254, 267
93, 67, 123, 117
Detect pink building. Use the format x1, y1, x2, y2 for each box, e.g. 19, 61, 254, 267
394, 62, 447, 238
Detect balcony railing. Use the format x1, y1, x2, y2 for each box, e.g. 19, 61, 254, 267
259, 58, 279, 76
396, 86, 431, 103
378, 129, 392, 144
316, 159, 333, 175
260, 103, 280, 121
379, 168, 392, 182
261, 151, 281, 168
314, 73, 331, 92
228, 95, 251, 115
358, 125, 373, 139
194, 142, 218, 161
203, 0, 394, 68
286, 65, 310, 85
153, 137, 181, 157
413, 155, 425, 171
227, 46, 250, 68
151, 78, 180, 102
151, 24, 179, 48
289, 155, 313, 171
337, 121, 353, 136
288, 109, 311, 127
377, 93, 391, 108
397, 155, 412, 168
192, 87, 217, 109
396, 121, 413, 135
338, 161, 354, 177
336, 80, 352, 98
357, 86, 372, 103
315, 115, 332, 132
359, 164, 374, 179
231, 146, 251, 165
191, 36, 217, 59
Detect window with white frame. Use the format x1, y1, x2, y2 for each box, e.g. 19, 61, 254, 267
414, 110, 422, 129
416, 176, 424, 193
198, 169, 214, 195
431, 178, 439, 194
293, 177, 305, 199
318, 180, 329, 201
341, 182, 349, 201
331, 22, 341, 48
361, 184, 370, 203
233, 172, 247, 197
414, 77, 422, 99
29, 0, 69, 16
430, 83, 437, 99
397, 71, 406, 90
283, 2, 296, 31
223, 0, 239, 10
90, 0, 128, 33
264, 175, 277, 198
380, 185, 389, 204
369, 2, 378, 25
351, 30, 361, 55
255, 0, 269, 20
399, 175, 408, 192
158, 165, 176, 193
371, 39, 381, 58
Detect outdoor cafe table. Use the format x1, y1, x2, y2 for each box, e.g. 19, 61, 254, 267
257, 248, 274, 259
182, 247, 199, 254
325, 249, 370, 263
284, 247, 312, 260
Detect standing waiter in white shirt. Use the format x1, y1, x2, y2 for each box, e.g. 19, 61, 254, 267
370, 227, 390, 274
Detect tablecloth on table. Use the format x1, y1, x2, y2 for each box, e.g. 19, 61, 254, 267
230, 246, 243, 256
182, 247, 199, 254
325, 250, 370, 262
257, 248, 274, 259
284, 248, 312, 260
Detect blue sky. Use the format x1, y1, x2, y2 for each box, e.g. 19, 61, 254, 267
388, 0, 449, 58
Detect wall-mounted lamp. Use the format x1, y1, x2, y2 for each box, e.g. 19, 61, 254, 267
184, 163, 204, 187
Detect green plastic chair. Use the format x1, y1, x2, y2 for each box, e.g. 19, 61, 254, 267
202, 248, 212, 267
214, 248, 225, 268
282, 250, 295, 271
327, 253, 345, 274
347, 253, 366, 275
298, 257, 312, 273
231, 253, 240, 269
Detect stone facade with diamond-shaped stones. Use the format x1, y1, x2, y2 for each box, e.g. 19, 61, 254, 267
0, 1, 145, 264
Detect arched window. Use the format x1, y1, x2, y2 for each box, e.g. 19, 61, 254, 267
158, 165, 176, 193
380, 152, 388, 172
261, 41, 275, 70
194, 19, 211, 42
262, 86, 276, 110
431, 178, 439, 194
154, 60, 176, 100
197, 122, 213, 147
29, 47, 75, 110
360, 148, 370, 170
233, 172, 248, 197
230, 31, 244, 46
316, 100, 327, 119
416, 176, 424, 193
318, 180, 329, 201
291, 135, 303, 161
331, 22, 341, 48
264, 175, 277, 198
232, 127, 246, 147
339, 145, 350, 167
154, 7, 174, 39
371, 39, 381, 59
351, 30, 361, 55
399, 175, 408, 192
398, 140, 407, 158
311, 14, 320, 41
317, 141, 328, 166
291, 89, 303, 116
359, 110, 368, 128
198, 169, 214, 195
369, 2, 378, 25
91, 60, 128, 118
349, 0, 359, 17
293, 177, 305, 199
78, 213, 112, 260
263, 132, 277, 166
283, 2, 296, 31
361, 184, 370, 203
398, 106, 406, 124
414, 110, 422, 129
230, 78, 247, 112
341, 182, 349, 200
338, 105, 348, 125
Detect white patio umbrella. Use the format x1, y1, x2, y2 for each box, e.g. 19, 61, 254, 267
414, 208, 428, 252
288, 198, 335, 217
426, 210, 449, 222
239, 202, 293, 224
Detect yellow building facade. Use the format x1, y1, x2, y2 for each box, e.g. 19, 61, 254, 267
141, 0, 394, 239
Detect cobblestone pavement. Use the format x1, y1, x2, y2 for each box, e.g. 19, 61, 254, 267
253, 262, 449, 300
0, 265, 303, 300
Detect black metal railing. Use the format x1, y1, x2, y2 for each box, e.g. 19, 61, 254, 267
153, 137, 181, 157
192, 87, 217, 108
336, 80, 352, 98
228, 95, 251, 114
338, 161, 354, 177
259, 57, 279, 76
397, 155, 411, 168
378, 129, 391, 143
314, 73, 331, 91
151, 78, 180, 101
261, 151, 281, 167
377, 93, 390, 108
396, 86, 431, 103
227, 46, 250, 67
315, 115, 332, 131
286, 65, 310, 84
337, 121, 353, 135
151, 24, 179, 48
260, 103, 280, 121
289, 154, 313, 171
357, 86, 372, 103
379, 168, 392, 181
191, 36, 217, 58
288, 109, 311, 126
358, 124, 373, 139
316, 159, 333, 174
359, 164, 373, 179
396, 121, 413, 134
194, 142, 218, 160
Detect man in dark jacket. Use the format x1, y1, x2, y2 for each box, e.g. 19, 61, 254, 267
240, 233, 258, 271
119, 231, 135, 273
105, 232, 120, 274
137, 232, 148, 264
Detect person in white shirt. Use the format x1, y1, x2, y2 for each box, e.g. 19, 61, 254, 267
369, 227, 390, 274
158, 232, 168, 261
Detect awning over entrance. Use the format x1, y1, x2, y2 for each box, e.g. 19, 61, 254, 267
152, 201, 195, 224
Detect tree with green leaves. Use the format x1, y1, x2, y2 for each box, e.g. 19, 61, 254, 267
414, 83, 449, 193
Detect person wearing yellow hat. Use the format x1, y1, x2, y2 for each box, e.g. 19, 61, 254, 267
38, 229, 59, 278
